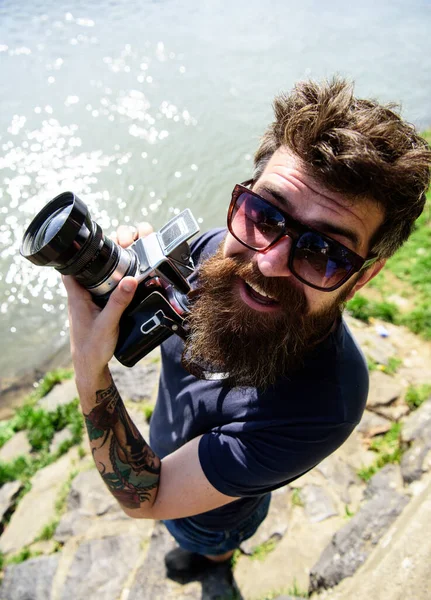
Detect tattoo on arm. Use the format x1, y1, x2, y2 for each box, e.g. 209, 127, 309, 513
84, 379, 161, 510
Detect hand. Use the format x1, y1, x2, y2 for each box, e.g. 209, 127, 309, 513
63, 221, 153, 378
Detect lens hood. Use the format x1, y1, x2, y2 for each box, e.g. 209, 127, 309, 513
20, 192, 91, 267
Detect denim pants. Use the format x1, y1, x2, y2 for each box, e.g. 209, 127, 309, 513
162, 493, 271, 556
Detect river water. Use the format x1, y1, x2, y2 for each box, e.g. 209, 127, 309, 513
1, 0, 430, 381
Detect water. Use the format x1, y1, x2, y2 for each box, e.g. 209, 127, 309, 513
1, 0, 430, 380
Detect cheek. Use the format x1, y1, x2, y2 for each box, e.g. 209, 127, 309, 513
223, 232, 250, 259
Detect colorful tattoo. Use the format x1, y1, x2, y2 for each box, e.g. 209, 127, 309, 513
84, 379, 160, 509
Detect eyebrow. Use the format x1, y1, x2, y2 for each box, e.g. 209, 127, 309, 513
257, 184, 361, 250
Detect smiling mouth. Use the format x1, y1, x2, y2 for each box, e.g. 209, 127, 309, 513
238, 277, 280, 311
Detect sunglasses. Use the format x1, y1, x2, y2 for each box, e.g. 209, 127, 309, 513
227, 183, 377, 292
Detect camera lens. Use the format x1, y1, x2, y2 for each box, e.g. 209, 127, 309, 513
33, 204, 73, 252
20, 192, 137, 300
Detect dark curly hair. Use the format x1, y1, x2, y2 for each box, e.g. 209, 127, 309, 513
254, 78, 431, 258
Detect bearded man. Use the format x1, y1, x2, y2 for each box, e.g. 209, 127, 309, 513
63, 78, 431, 575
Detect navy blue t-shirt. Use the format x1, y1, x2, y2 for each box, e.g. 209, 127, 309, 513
150, 229, 369, 529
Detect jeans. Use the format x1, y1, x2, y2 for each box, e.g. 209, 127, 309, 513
162, 493, 271, 556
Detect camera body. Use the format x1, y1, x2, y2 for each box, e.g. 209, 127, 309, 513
20, 192, 200, 367
113, 211, 199, 366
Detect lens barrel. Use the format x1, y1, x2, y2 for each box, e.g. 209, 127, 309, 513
20, 192, 136, 299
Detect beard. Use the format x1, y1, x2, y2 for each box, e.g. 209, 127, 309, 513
182, 244, 352, 389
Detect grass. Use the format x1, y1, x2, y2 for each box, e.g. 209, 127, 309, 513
0, 369, 83, 500
346, 188, 431, 340
34, 519, 60, 542
357, 422, 404, 482
405, 383, 431, 410
256, 581, 309, 599
367, 356, 402, 375
250, 538, 278, 561
291, 487, 304, 507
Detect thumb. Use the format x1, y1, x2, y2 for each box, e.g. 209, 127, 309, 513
98, 277, 138, 329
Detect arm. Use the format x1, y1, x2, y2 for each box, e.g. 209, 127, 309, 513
63, 224, 237, 519
77, 366, 236, 519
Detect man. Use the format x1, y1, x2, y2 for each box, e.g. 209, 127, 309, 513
63, 78, 431, 574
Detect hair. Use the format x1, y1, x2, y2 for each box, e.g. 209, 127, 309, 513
253, 78, 431, 259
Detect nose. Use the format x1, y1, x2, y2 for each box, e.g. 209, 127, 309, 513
255, 235, 294, 278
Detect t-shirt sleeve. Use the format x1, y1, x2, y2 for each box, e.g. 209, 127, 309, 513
198, 421, 357, 497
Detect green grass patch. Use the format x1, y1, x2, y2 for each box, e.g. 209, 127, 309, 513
257, 581, 309, 599
4, 546, 41, 566
366, 356, 402, 375
405, 384, 431, 411
291, 487, 304, 507
357, 422, 404, 482
347, 189, 431, 340
35, 518, 60, 542
250, 538, 278, 561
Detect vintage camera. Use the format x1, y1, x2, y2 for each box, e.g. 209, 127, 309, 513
20, 192, 200, 367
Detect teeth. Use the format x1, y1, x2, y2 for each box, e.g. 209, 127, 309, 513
245, 280, 276, 301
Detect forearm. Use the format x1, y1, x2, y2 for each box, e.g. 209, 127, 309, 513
76, 367, 161, 517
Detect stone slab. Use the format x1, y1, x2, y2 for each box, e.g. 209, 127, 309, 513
38, 378, 78, 412
240, 487, 288, 554
367, 371, 404, 408
0, 554, 59, 600
0, 448, 78, 554
0, 480, 21, 522
323, 474, 431, 600
109, 358, 160, 403
309, 489, 409, 593
0, 430, 32, 462
59, 534, 143, 600
301, 485, 338, 523
128, 521, 235, 600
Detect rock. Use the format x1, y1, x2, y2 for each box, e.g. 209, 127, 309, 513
319, 473, 431, 600
363, 464, 404, 499
0, 480, 21, 522
38, 378, 78, 412
367, 371, 404, 408
0, 554, 59, 600
30, 539, 58, 555
356, 410, 392, 437
0, 448, 78, 555
316, 455, 361, 504
50, 427, 74, 454
332, 430, 376, 471
401, 438, 431, 484
309, 489, 409, 593
128, 521, 235, 600
240, 487, 288, 555
109, 358, 160, 403
372, 402, 410, 421
59, 535, 143, 600
54, 509, 95, 543
0, 430, 32, 462
300, 485, 338, 523
67, 469, 120, 516
401, 399, 431, 443
235, 504, 344, 599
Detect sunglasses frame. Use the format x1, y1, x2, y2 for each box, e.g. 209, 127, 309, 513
227, 183, 377, 292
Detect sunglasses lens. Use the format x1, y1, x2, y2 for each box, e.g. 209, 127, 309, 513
230, 192, 284, 250
294, 232, 353, 289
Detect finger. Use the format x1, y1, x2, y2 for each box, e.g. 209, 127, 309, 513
137, 222, 153, 237
117, 225, 137, 248
97, 276, 138, 329
62, 275, 92, 302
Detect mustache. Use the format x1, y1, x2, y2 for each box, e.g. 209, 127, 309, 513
194, 252, 307, 314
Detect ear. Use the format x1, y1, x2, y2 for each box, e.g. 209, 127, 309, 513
345, 259, 386, 301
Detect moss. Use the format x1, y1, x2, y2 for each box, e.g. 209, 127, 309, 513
405, 384, 431, 411
357, 423, 404, 482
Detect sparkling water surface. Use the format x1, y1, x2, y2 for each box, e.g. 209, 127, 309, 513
1, 0, 430, 379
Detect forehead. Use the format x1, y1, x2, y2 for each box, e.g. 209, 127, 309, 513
255, 147, 384, 255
